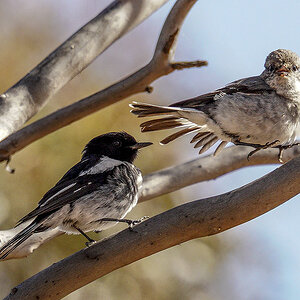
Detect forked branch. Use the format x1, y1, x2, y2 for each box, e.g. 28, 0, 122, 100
0, 0, 206, 162
0, 0, 171, 141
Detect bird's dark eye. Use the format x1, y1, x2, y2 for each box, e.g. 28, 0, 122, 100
268, 64, 275, 72
113, 140, 121, 147
292, 65, 298, 71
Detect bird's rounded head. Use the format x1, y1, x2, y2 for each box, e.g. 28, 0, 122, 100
82, 132, 152, 163
262, 49, 300, 99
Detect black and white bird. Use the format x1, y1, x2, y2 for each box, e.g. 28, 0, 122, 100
0, 132, 152, 259
130, 49, 300, 161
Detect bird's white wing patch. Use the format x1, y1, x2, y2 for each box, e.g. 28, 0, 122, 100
40, 183, 76, 207
79, 156, 123, 176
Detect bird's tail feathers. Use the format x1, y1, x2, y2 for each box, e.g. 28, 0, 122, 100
130, 101, 228, 155
130, 101, 206, 131
130, 102, 182, 118
140, 117, 193, 132
0, 221, 40, 260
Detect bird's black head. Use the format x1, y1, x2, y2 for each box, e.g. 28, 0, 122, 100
82, 132, 152, 163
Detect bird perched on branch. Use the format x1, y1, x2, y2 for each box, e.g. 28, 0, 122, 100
130, 49, 300, 161
0, 132, 152, 259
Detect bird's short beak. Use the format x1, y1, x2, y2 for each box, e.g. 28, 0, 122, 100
130, 142, 153, 149
276, 66, 290, 77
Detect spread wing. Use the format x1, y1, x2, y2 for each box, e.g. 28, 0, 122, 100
171, 75, 273, 109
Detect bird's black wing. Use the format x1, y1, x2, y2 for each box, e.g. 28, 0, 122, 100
51, 157, 97, 185
16, 163, 117, 226
171, 75, 273, 109
37, 157, 99, 207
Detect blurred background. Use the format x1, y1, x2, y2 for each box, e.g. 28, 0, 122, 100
0, 0, 300, 299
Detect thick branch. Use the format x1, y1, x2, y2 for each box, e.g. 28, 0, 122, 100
0, 0, 205, 161
0, 0, 169, 141
5, 155, 300, 299
1, 144, 299, 261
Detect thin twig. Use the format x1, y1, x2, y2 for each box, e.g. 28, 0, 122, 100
171, 60, 208, 69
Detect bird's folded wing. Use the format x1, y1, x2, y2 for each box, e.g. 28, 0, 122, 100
171, 76, 272, 109
227, 75, 273, 92
16, 171, 110, 225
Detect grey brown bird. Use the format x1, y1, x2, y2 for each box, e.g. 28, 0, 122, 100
0, 132, 152, 259
130, 49, 300, 161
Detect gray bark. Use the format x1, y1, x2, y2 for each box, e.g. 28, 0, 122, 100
0, 0, 169, 141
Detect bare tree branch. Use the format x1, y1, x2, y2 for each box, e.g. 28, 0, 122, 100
1, 144, 299, 260
4, 155, 300, 299
0, 0, 170, 141
141, 144, 300, 201
0, 224, 61, 260
0, 0, 206, 162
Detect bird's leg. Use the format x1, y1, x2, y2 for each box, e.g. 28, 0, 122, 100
247, 140, 279, 161
100, 216, 149, 231
233, 139, 280, 160
247, 140, 280, 160
274, 142, 300, 163
72, 225, 96, 247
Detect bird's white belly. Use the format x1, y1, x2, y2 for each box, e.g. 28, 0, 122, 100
214, 93, 299, 145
